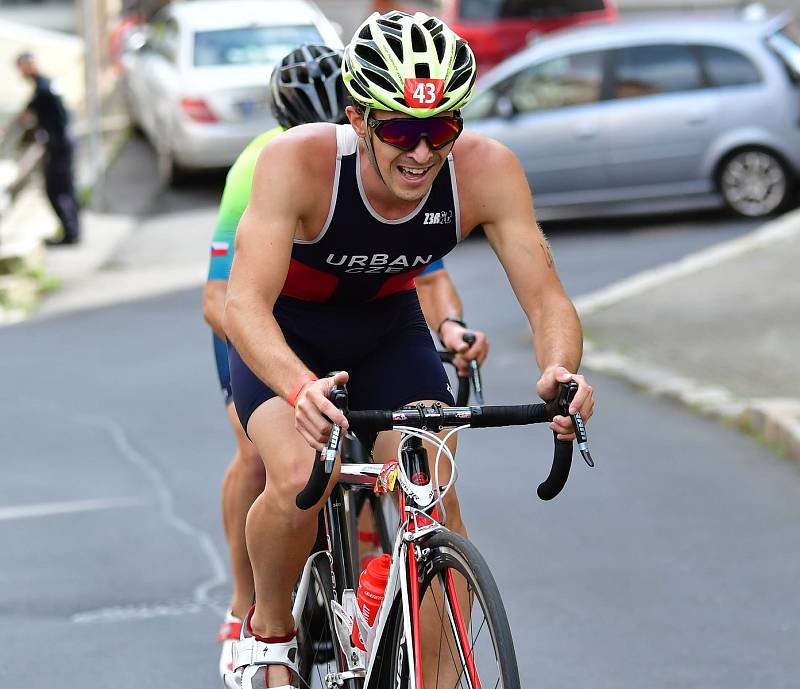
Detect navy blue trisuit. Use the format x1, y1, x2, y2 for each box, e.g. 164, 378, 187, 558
228, 125, 463, 434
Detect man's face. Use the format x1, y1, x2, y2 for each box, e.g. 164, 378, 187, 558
348, 106, 460, 203
16, 57, 36, 79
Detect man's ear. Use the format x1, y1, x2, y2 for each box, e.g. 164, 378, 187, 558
346, 105, 366, 138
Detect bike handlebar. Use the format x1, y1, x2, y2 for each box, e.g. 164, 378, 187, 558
295, 381, 594, 510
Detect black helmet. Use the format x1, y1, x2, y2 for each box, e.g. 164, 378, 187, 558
270, 44, 347, 129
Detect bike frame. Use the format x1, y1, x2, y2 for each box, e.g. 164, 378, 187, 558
293, 449, 474, 689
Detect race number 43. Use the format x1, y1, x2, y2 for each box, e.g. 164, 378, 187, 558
404, 79, 444, 109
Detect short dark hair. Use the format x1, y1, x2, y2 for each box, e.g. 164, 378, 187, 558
16, 51, 34, 66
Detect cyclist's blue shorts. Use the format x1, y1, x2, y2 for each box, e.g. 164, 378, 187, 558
213, 334, 233, 406
228, 289, 454, 436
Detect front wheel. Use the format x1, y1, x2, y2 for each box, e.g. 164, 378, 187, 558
718, 148, 791, 218
387, 531, 520, 689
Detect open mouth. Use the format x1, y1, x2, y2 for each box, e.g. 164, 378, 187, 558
397, 164, 432, 184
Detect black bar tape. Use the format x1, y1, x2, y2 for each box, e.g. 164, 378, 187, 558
468, 403, 551, 428
347, 410, 395, 434
537, 437, 573, 501
296, 451, 329, 510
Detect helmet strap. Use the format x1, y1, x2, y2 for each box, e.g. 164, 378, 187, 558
362, 106, 386, 187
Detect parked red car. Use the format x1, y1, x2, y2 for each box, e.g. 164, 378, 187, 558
372, 0, 618, 71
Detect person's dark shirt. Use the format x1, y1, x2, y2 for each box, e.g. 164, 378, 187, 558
26, 75, 69, 145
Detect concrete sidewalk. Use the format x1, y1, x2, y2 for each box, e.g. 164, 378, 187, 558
577, 209, 800, 465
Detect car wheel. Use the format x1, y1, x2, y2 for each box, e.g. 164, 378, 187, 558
718, 148, 791, 218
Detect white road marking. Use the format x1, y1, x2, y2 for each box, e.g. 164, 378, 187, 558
0, 496, 144, 521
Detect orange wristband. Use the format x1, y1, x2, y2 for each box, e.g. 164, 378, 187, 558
287, 371, 318, 407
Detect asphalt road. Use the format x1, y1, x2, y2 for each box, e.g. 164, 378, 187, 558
1, 137, 798, 689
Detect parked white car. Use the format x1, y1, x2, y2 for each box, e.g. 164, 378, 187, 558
121, 0, 342, 183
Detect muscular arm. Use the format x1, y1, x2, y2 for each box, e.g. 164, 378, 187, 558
416, 268, 462, 332
223, 127, 347, 447
203, 279, 227, 340
478, 143, 582, 374
223, 135, 311, 398
460, 136, 592, 435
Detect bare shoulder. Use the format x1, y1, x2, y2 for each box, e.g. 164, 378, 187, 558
452, 131, 523, 187
251, 123, 339, 202
451, 131, 531, 229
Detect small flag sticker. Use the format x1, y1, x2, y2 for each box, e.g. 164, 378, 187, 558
404, 79, 444, 109
211, 241, 229, 257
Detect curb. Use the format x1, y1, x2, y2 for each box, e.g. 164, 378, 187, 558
575, 210, 800, 466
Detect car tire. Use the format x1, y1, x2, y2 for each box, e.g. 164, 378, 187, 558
718, 147, 792, 218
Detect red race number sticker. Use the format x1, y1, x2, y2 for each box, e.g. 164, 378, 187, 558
404, 78, 444, 109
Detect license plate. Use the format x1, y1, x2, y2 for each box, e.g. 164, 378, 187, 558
237, 99, 266, 117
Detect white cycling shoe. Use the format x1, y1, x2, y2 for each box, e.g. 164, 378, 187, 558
217, 610, 244, 679
223, 606, 299, 689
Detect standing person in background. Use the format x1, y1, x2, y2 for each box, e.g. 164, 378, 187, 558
11, 52, 81, 246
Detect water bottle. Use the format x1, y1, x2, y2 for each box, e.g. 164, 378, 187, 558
352, 553, 391, 650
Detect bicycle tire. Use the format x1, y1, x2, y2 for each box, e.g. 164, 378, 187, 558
296, 555, 344, 688
385, 530, 520, 689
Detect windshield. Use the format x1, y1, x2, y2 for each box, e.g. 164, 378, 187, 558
460, 0, 607, 21
193, 25, 323, 67
767, 22, 800, 77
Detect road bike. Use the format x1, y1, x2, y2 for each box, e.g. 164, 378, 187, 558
289, 380, 594, 689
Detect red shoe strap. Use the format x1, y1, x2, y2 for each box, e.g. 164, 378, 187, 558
245, 605, 297, 643
217, 620, 243, 641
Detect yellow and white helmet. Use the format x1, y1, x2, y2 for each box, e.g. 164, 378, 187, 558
343, 11, 476, 117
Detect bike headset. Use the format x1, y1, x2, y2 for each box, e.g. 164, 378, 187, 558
269, 44, 349, 129
341, 11, 477, 183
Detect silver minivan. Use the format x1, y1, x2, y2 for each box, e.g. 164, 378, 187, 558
464, 11, 800, 219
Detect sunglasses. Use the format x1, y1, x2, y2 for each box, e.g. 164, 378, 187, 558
367, 114, 463, 151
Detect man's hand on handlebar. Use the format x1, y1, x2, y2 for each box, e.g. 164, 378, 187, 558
293, 370, 350, 450
439, 322, 489, 377
536, 366, 594, 441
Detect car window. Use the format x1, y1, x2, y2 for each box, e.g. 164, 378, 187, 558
612, 44, 702, 99
699, 45, 761, 87
193, 25, 324, 67
459, 0, 607, 21
502, 50, 605, 113
767, 23, 800, 79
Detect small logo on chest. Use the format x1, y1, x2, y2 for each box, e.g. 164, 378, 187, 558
423, 210, 453, 225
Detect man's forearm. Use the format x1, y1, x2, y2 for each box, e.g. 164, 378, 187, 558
530, 296, 583, 374
416, 271, 463, 333
224, 295, 309, 400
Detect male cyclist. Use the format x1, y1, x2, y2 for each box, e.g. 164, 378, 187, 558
204, 44, 488, 679
224, 12, 594, 688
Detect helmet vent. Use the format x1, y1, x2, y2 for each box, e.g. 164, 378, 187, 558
423, 17, 439, 32
453, 42, 472, 69
415, 63, 431, 79
433, 34, 446, 62
386, 34, 404, 61
377, 18, 403, 37
314, 79, 331, 118
394, 96, 409, 108
410, 24, 427, 53
355, 44, 389, 72
449, 68, 472, 92
363, 68, 395, 94
349, 79, 370, 100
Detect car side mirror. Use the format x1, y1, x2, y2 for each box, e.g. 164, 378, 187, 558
494, 95, 516, 119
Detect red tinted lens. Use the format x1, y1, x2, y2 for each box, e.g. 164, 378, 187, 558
374, 117, 462, 150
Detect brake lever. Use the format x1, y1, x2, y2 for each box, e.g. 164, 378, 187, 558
558, 381, 594, 467
462, 332, 485, 405
323, 382, 348, 473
